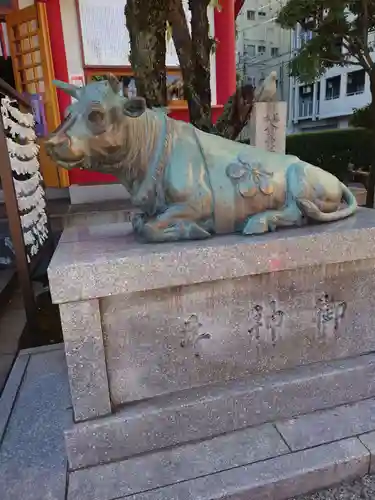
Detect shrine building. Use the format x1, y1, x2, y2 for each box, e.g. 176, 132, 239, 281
0, 0, 241, 202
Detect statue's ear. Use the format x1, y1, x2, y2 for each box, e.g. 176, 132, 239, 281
107, 73, 120, 94
123, 97, 147, 118
53, 80, 81, 99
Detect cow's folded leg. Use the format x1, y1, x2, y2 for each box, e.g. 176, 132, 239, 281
140, 220, 211, 242
131, 212, 148, 234
136, 204, 213, 242
243, 205, 304, 236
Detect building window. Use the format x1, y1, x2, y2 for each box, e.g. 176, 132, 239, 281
271, 47, 279, 57
247, 10, 255, 20
298, 84, 313, 118
245, 44, 256, 57
258, 45, 266, 55
347, 70, 365, 95
258, 11, 266, 17
325, 75, 341, 100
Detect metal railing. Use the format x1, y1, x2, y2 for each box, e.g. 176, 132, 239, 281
298, 99, 313, 118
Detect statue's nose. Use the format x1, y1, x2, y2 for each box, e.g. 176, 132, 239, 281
45, 133, 70, 148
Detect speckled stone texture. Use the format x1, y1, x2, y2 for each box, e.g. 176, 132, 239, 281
293, 474, 375, 500
59, 300, 111, 421
276, 398, 375, 452
67, 424, 288, 500
0, 348, 71, 500
48, 209, 375, 467
4, 347, 375, 500
102, 258, 375, 404
65, 353, 375, 470
95, 439, 369, 500
48, 208, 375, 304
50, 209, 375, 406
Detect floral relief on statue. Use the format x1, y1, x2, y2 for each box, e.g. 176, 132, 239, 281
226, 155, 274, 198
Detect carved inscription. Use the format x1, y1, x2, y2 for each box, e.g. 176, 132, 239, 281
264, 112, 280, 152
316, 293, 347, 336
248, 299, 284, 344
180, 314, 211, 357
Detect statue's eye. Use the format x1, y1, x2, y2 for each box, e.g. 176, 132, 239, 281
88, 109, 105, 124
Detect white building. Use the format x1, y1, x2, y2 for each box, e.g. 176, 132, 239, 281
289, 24, 372, 133
236, 0, 291, 102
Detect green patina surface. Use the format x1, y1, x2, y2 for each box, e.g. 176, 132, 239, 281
45, 76, 357, 243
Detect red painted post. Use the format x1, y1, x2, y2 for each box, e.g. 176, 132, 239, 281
214, 0, 237, 105
44, 0, 71, 120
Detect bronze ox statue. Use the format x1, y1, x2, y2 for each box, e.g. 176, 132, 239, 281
45, 75, 357, 243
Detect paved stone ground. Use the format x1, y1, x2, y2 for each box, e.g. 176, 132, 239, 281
0, 345, 70, 500
295, 475, 375, 499
2, 345, 375, 500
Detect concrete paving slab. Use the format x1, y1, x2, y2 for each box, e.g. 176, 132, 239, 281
0, 354, 29, 443
122, 438, 369, 500
68, 424, 288, 500
276, 398, 375, 451
0, 349, 71, 500
359, 432, 375, 473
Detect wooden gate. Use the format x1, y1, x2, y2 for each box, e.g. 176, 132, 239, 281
6, 3, 68, 187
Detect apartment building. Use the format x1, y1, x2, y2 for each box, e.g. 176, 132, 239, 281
236, 0, 291, 102
289, 24, 372, 133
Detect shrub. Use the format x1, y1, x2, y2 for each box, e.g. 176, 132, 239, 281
286, 128, 373, 182
350, 104, 373, 129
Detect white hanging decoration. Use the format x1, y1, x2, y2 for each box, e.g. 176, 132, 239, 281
20, 197, 47, 229
2, 114, 37, 141
17, 185, 45, 212
6, 137, 39, 159
1, 95, 49, 261
13, 172, 42, 196
10, 156, 40, 176
1, 97, 34, 127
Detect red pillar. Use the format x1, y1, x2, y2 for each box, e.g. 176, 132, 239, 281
214, 0, 237, 105
45, 0, 70, 120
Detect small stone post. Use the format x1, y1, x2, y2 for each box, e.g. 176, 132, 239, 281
249, 102, 287, 154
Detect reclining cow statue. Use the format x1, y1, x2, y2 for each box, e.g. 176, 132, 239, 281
45, 75, 357, 243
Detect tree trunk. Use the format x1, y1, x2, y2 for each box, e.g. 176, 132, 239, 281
168, 0, 209, 129
213, 84, 254, 140
169, 0, 253, 136
125, 0, 168, 107
126, 0, 254, 138
365, 68, 375, 208
189, 0, 212, 131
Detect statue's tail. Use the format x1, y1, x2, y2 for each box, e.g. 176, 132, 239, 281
297, 183, 358, 222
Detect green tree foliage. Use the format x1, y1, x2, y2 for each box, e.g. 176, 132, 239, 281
277, 0, 375, 207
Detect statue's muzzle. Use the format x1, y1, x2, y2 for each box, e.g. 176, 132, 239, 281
45, 133, 85, 167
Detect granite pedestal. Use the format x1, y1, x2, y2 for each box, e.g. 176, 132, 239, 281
48, 208, 375, 473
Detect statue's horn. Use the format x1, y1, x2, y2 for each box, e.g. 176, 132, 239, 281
53, 80, 81, 99
107, 73, 120, 94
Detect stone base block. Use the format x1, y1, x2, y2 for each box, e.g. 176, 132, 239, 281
65, 351, 375, 471
67, 432, 369, 500
48, 209, 375, 474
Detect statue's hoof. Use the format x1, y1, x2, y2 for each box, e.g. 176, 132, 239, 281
137, 220, 212, 243
131, 212, 146, 234
242, 217, 269, 235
